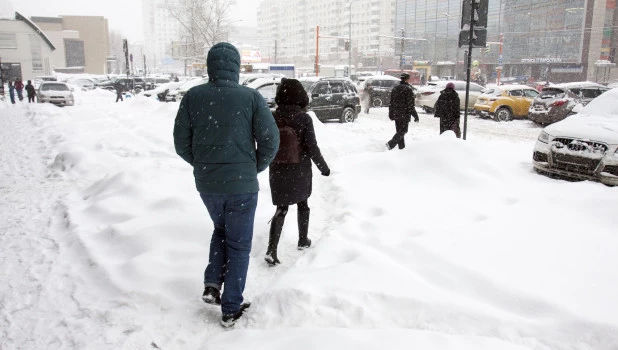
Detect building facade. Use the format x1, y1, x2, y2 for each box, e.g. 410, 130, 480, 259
142, 0, 184, 73
32, 15, 110, 74
0, 12, 55, 81
395, 0, 617, 84
257, 0, 396, 73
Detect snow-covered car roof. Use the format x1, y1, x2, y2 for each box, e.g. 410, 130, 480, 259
365, 75, 400, 81
544, 88, 618, 144
551, 81, 608, 89
493, 84, 539, 91
246, 77, 282, 90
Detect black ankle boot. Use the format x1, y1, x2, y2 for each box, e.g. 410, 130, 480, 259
297, 208, 311, 250
265, 208, 286, 266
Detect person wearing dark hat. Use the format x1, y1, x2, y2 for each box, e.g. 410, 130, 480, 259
265, 78, 330, 266
174, 42, 280, 327
435, 82, 461, 138
386, 72, 419, 150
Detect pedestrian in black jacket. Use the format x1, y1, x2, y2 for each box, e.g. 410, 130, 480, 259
386, 73, 419, 150
265, 78, 330, 266
435, 82, 461, 138
25, 80, 36, 103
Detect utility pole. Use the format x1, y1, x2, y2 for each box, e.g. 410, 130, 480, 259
348, 0, 358, 76
463, 3, 474, 141
315, 26, 320, 76
399, 28, 405, 72
143, 54, 147, 75
275, 39, 278, 64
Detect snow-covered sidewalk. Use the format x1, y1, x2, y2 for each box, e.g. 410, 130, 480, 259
2, 92, 618, 349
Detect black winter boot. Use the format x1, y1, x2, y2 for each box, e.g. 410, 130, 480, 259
265, 208, 286, 266
297, 208, 311, 250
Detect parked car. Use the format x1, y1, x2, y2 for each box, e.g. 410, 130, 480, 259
165, 77, 209, 102
299, 77, 361, 123
532, 87, 618, 186
474, 84, 539, 121
416, 80, 484, 114
362, 75, 400, 107
240, 73, 283, 86
37, 82, 74, 106
247, 77, 282, 108
66, 78, 96, 90
527, 82, 609, 125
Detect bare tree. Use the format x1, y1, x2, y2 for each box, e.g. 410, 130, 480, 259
166, 0, 236, 61
109, 30, 125, 74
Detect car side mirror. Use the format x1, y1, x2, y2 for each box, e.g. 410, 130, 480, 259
312, 93, 319, 98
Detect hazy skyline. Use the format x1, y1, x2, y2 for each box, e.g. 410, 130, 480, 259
7, 0, 261, 43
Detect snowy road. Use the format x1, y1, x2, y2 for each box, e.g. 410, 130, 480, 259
2, 91, 617, 350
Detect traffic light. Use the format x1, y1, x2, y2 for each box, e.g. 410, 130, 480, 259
344, 40, 350, 51
461, 0, 489, 29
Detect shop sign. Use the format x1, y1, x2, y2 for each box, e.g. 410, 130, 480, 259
521, 58, 564, 63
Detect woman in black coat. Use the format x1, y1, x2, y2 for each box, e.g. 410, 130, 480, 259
265, 78, 330, 266
435, 82, 461, 138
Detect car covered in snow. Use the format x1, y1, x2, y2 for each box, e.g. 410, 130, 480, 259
527, 82, 610, 125
299, 77, 361, 123
416, 80, 484, 114
474, 85, 539, 121
532, 88, 618, 186
165, 77, 209, 102
37, 82, 74, 106
246, 77, 282, 108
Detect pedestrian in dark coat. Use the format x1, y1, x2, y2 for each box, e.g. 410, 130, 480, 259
386, 73, 419, 150
25, 80, 36, 103
435, 82, 461, 138
114, 82, 124, 102
14, 78, 24, 101
8, 81, 16, 104
174, 42, 279, 327
265, 78, 330, 266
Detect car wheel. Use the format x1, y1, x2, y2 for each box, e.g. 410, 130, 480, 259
340, 107, 355, 123
494, 107, 512, 122
372, 97, 383, 108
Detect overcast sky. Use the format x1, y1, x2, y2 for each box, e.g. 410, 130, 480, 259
6, 0, 261, 43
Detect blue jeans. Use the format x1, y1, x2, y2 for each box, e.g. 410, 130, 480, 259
199, 192, 258, 315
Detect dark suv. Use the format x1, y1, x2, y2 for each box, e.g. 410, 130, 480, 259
363, 76, 401, 107
299, 77, 361, 123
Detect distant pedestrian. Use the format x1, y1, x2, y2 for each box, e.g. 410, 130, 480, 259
420, 74, 426, 86
265, 78, 330, 266
114, 82, 124, 102
173, 42, 279, 328
360, 80, 372, 114
435, 82, 461, 138
25, 80, 36, 103
8, 81, 16, 104
14, 78, 24, 101
386, 72, 419, 150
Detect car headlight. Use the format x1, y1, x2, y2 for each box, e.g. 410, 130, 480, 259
538, 131, 550, 144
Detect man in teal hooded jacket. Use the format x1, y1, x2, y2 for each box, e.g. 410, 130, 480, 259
174, 42, 279, 327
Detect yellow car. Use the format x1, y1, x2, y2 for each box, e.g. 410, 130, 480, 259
474, 85, 539, 121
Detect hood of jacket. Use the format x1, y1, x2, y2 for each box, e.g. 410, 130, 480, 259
441, 88, 458, 98
206, 42, 240, 83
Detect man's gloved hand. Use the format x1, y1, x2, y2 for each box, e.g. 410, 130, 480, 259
414, 117, 419, 123
321, 169, 331, 177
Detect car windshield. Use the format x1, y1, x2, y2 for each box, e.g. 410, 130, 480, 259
539, 88, 566, 99
41, 83, 69, 91
300, 81, 314, 92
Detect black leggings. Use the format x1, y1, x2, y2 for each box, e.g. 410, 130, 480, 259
273, 200, 309, 219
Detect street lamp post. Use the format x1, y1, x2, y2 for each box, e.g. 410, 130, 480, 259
348, 0, 359, 76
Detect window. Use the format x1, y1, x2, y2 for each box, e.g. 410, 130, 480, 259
0, 32, 17, 49
315, 83, 330, 95
330, 82, 345, 93
257, 84, 277, 100
509, 90, 524, 97
29, 34, 43, 71
524, 89, 539, 98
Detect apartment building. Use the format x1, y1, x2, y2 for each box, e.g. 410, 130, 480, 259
142, 0, 184, 72
257, 0, 396, 72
